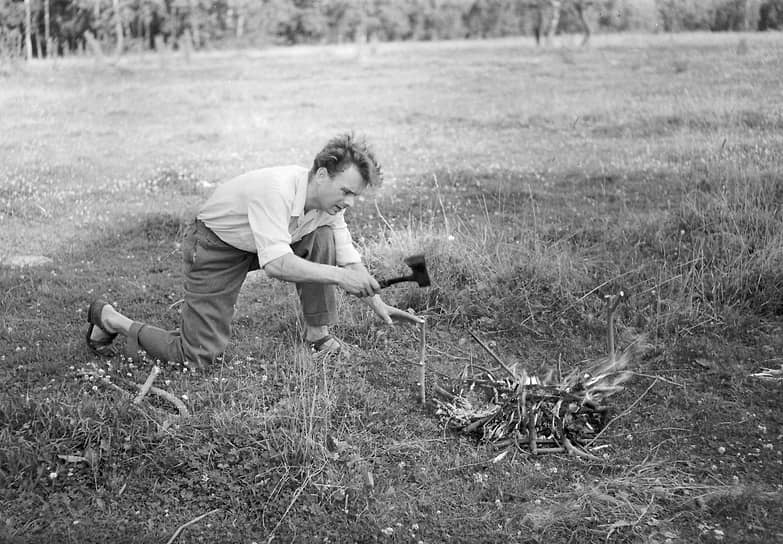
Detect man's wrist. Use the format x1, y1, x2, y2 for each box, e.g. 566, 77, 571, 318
332, 266, 349, 284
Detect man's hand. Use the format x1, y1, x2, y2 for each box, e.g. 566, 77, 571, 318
338, 267, 381, 298
362, 295, 424, 326
385, 304, 425, 325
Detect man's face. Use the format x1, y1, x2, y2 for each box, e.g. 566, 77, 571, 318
315, 165, 366, 215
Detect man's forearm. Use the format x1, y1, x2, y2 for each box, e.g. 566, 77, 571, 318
263, 253, 345, 284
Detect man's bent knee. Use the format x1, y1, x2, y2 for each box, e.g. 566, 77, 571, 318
294, 226, 336, 265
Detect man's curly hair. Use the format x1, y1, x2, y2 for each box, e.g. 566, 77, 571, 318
309, 133, 383, 188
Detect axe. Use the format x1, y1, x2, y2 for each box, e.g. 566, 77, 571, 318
378, 254, 431, 289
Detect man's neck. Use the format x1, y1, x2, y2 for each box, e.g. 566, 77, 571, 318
304, 175, 317, 213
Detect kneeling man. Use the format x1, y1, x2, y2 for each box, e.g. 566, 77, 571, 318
85, 133, 422, 367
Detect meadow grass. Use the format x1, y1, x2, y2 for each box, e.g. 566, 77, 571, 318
1, 33, 782, 543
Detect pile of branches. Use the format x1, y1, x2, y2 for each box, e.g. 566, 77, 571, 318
433, 332, 641, 461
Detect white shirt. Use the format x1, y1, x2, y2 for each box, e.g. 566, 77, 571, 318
197, 165, 362, 268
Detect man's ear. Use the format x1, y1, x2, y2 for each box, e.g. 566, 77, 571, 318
315, 167, 330, 183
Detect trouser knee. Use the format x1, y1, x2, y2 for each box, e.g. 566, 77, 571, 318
294, 226, 335, 265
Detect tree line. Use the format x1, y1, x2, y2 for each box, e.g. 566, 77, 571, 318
1, 0, 782, 60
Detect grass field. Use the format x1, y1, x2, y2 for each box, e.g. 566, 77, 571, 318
1, 32, 782, 543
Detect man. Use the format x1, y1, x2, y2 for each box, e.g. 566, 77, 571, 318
85, 133, 423, 368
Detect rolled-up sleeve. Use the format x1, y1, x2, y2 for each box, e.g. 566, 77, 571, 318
248, 192, 294, 268
331, 212, 362, 266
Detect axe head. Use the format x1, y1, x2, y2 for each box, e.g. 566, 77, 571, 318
403, 254, 431, 287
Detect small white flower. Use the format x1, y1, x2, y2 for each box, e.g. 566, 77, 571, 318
49, 472, 58, 479
381, 527, 394, 536
181, 394, 189, 401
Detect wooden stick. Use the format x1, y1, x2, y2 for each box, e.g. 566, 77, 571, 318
87, 368, 189, 418
419, 319, 427, 404
585, 378, 658, 447
559, 269, 639, 317
532, 447, 565, 454
562, 435, 603, 462
606, 292, 624, 362
147, 386, 190, 418
465, 413, 497, 434
432, 173, 451, 235
468, 330, 516, 379
527, 413, 538, 454
165, 508, 220, 544
133, 365, 160, 405
432, 383, 455, 400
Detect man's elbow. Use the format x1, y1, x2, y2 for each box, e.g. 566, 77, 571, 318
263, 256, 286, 280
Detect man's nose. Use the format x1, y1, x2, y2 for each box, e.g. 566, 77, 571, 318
343, 194, 355, 208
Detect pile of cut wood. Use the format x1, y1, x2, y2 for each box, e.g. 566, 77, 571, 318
432, 332, 640, 461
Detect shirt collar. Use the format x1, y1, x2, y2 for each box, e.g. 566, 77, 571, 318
292, 168, 309, 218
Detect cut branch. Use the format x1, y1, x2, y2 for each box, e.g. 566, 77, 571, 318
166, 509, 220, 544
147, 386, 189, 418
468, 330, 516, 379
605, 291, 625, 361
133, 365, 160, 405
585, 378, 658, 447
419, 320, 427, 404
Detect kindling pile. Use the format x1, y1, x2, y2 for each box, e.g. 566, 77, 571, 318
432, 338, 641, 461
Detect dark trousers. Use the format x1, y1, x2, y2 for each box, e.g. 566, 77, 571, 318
125, 220, 337, 366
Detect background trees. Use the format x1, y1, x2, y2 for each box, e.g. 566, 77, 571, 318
1, 0, 780, 59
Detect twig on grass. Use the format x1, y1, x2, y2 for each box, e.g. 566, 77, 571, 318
558, 268, 641, 317
165, 508, 220, 544
90, 376, 159, 424
585, 378, 659, 448
432, 173, 451, 234
605, 291, 624, 362
133, 365, 160, 405
432, 383, 455, 400
419, 319, 427, 404
562, 434, 602, 462
87, 369, 189, 418
527, 413, 537, 454
146, 385, 189, 417
468, 330, 516, 379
